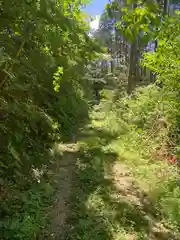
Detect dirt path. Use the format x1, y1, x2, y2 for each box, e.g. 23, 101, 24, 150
39, 144, 78, 240
39, 138, 179, 240
110, 162, 176, 240
48, 153, 75, 239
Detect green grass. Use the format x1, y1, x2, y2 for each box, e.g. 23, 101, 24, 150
63, 87, 180, 239
66, 141, 149, 239
0, 182, 54, 240
6, 86, 179, 239
0, 148, 66, 240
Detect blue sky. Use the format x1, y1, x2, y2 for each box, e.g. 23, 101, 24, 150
85, 0, 109, 17
84, 0, 109, 31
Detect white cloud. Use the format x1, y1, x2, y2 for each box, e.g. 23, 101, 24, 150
90, 15, 100, 31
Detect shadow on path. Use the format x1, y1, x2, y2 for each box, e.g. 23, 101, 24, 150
63, 142, 179, 240
40, 126, 179, 240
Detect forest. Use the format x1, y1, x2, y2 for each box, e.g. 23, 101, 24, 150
1, 0, 180, 239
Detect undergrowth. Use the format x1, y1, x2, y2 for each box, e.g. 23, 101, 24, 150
0, 1, 100, 238
66, 85, 180, 239
0, 182, 54, 240
104, 86, 180, 232
0, 150, 66, 240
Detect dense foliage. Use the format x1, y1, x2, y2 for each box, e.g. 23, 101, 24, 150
1, 0, 180, 239
0, 0, 100, 181
100, 0, 180, 232
0, 0, 101, 238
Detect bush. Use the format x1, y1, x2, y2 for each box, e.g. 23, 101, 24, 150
0, 1, 101, 238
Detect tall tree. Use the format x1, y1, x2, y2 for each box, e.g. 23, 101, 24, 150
127, 3, 138, 94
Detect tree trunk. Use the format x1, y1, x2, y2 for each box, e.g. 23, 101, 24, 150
127, 42, 136, 94
110, 47, 114, 73
135, 37, 140, 82
127, 3, 137, 94
164, 0, 169, 15
125, 39, 129, 65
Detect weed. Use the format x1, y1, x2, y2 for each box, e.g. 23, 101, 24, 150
65, 86, 180, 239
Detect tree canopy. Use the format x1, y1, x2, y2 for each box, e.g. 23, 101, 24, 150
2, 0, 180, 239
